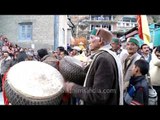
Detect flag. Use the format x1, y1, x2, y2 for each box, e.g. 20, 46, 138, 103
137, 15, 151, 45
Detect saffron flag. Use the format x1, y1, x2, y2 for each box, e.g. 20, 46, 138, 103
137, 15, 151, 45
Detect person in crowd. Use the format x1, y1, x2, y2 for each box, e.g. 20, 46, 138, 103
123, 37, 142, 91
0, 51, 12, 92
69, 46, 81, 57
149, 45, 160, 105
25, 51, 35, 61
37, 48, 59, 70
110, 37, 128, 64
140, 44, 152, 63
16, 49, 28, 63
59, 50, 69, 60
124, 59, 149, 105
55, 46, 65, 60
11, 51, 19, 66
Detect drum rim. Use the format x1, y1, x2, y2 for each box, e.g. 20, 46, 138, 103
60, 56, 83, 69
4, 80, 64, 105
5, 79, 64, 99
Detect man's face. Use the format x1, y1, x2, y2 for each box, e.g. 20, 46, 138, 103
89, 35, 101, 51
60, 51, 65, 59
56, 48, 61, 55
111, 42, 120, 51
126, 42, 138, 55
141, 45, 150, 54
3, 52, 9, 58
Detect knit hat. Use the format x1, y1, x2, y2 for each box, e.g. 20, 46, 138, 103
112, 38, 121, 45
91, 28, 97, 35
127, 37, 139, 47
91, 28, 113, 42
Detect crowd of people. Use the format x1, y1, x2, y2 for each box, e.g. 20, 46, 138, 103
0, 27, 160, 105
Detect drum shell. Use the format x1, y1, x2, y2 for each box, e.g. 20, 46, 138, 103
59, 56, 86, 85
4, 80, 64, 105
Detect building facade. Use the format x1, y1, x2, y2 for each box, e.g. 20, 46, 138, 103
69, 15, 153, 39
0, 15, 71, 50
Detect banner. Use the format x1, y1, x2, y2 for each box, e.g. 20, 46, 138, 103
137, 15, 151, 45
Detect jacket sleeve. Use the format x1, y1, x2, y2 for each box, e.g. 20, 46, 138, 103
71, 53, 117, 104
130, 87, 144, 105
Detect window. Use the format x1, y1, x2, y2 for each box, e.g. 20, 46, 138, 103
91, 15, 98, 20
108, 25, 111, 31
19, 22, 32, 41
102, 24, 107, 28
105, 17, 109, 20
98, 16, 104, 20
123, 17, 131, 22
126, 23, 130, 26
96, 25, 100, 27
131, 18, 136, 22
122, 16, 137, 23
91, 25, 95, 30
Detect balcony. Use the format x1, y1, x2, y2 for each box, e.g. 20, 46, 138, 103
82, 20, 117, 25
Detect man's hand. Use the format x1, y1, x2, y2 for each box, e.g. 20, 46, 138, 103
64, 81, 75, 93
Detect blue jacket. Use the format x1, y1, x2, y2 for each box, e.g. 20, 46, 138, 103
124, 76, 149, 105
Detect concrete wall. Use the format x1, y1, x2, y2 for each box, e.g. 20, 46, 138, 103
0, 15, 55, 50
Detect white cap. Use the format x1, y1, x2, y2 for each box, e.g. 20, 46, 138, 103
78, 42, 84, 45
73, 46, 81, 51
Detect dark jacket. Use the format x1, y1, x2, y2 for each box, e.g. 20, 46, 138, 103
124, 76, 149, 105
71, 51, 120, 105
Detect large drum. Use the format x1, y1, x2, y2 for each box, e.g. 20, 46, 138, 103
59, 56, 86, 85
4, 61, 64, 105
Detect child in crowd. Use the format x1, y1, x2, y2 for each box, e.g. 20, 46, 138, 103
124, 59, 149, 105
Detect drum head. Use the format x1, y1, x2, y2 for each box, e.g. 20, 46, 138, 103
4, 61, 64, 105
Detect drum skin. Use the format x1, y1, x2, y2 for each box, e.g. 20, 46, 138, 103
4, 61, 64, 105
59, 56, 86, 85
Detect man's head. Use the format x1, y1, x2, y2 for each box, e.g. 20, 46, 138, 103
126, 37, 139, 55
2, 51, 9, 58
59, 50, 69, 59
89, 28, 113, 51
37, 48, 48, 59
111, 37, 121, 51
57, 46, 65, 55
70, 46, 81, 56
26, 51, 34, 61
141, 44, 150, 55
